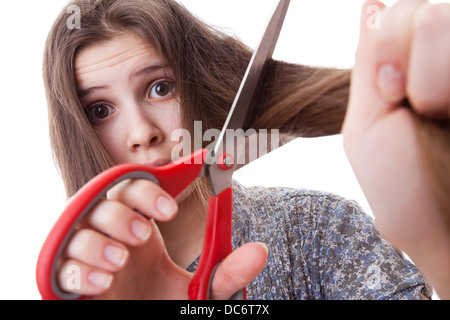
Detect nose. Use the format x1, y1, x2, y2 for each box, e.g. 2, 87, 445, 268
126, 106, 163, 152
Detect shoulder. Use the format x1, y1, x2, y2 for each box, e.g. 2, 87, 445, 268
230, 181, 376, 299
231, 179, 367, 231
231, 179, 375, 257
231, 181, 432, 300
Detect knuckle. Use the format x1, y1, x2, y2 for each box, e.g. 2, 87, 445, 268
86, 201, 146, 246
409, 94, 448, 118
108, 179, 161, 204
371, 11, 406, 63
66, 229, 103, 263
58, 259, 113, 295
58, 259, 84, 293
91, 200, 123, 227
106, 179, 129, 201
67, 229, 97, 258
414, 3, 450, 34
66, 229, 128, 272
133, 179, 161, 199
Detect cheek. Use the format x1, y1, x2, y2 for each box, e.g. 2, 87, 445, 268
95, 122, 127, 163
165, 103, 183, 131
163, 103, 184, 143
100, 133, 126, 164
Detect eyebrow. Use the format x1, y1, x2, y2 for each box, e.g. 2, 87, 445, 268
132, 65, 164, 79
78, 86, 108, 98
77, 65, 165, 98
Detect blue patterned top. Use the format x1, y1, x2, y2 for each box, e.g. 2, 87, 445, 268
187, 181, 432, 300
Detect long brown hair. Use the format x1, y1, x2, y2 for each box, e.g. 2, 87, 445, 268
44, 0, 348, 195
43, 0, 449, 225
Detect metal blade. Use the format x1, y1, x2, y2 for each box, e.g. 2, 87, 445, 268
206, 0, 290, 195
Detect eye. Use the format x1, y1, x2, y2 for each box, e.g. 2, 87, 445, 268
85, 104, 115, 123
148, 81, 174, 99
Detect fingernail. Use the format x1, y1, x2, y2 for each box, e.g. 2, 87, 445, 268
131, 219, 152, 241
378, 64, 406, 102
259, 242, 269, 254
88, 271, 113, 289
104, 245, 128, 267
156, 196, 177, 218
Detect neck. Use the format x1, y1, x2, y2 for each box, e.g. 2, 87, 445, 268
157, 185, 209, 269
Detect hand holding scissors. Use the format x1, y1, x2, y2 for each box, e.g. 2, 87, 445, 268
36, 0, 290, 300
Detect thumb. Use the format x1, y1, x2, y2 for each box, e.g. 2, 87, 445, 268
209, 242, 268, 300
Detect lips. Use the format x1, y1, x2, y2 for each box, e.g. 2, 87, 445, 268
145, 158, 172, 167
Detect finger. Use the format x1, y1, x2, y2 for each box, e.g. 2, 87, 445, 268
375, 0, 427, 103
407, 3, 450, 118
210, 243, 268, 300
85, 199, 152, 246
374, 0, 427, 68
343, 0, 428, 148
107, 179, 178, 221
59, 259, 113, 296
65, 229, 129, 272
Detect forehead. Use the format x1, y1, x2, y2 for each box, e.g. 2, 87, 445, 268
75, 33, 161, 83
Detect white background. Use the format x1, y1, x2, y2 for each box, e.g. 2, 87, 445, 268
0, 0, 444, 300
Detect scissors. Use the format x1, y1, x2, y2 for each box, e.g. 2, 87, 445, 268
36, 0, 290, 300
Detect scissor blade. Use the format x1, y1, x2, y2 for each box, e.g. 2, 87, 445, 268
214, 0, 290, 156
207, 0, 290, 195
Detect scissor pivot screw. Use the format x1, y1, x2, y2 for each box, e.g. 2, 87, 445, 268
218, 153, 234, 170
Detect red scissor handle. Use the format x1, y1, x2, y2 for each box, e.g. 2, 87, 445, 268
36, 149, 206, 300
188, 187, 246, 300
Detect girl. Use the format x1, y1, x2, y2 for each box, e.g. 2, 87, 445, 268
42, 0, 447, 299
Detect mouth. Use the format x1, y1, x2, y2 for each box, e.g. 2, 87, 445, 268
145, 158, 172, 167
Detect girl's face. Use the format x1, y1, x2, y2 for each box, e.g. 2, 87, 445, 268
75, 33, 181, 166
